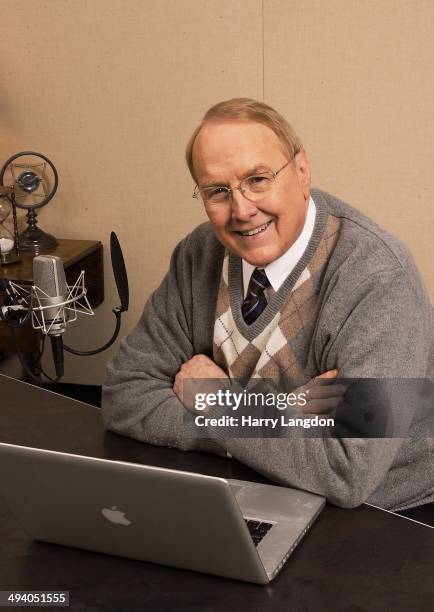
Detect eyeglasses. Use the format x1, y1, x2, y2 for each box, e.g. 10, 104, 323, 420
192, 159, 292, 207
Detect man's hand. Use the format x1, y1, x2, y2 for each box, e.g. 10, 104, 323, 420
300, 369, 346, 415
173, 354, 228, 413
174, 355, 345, 416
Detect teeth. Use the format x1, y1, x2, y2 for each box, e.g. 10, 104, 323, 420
240, 221, 271, 236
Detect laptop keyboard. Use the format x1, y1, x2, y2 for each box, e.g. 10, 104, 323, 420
244, 519, 273, 547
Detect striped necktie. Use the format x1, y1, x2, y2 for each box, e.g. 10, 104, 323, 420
242, 268, 270, 325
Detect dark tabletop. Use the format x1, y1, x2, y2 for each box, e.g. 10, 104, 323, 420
0, 375, 433, 612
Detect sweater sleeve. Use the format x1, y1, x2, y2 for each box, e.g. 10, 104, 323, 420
322, 268, 432, 378
217, 268, 432, 508
101, 237, 223, 455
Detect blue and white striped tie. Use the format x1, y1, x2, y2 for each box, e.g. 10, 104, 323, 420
242, 268, 270, 325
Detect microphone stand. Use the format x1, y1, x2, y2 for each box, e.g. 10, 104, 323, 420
63, 306, 123, 356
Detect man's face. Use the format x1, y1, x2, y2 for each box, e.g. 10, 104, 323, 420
192, 119, 311, 267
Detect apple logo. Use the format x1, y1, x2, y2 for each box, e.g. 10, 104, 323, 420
101, 506, 131, 526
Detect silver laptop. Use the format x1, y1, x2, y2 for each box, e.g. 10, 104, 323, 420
0, 440, 324, 584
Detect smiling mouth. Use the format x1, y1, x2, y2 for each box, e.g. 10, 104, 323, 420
235, 220, 273, 237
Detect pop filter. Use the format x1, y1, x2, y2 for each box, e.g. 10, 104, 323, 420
110, 231, 129, 313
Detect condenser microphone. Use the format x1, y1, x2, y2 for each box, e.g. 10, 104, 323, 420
5, 232, 128, 383
33, 255, 68, 378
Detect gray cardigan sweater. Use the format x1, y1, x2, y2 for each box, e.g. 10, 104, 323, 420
102, 189, 433, 511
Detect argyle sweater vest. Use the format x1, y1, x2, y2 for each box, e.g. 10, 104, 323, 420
213, 214, 341, 381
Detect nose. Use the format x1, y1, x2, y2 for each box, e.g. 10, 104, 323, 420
230, 188, 258, 222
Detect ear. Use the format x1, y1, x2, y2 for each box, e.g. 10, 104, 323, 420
294, 150, 311, 201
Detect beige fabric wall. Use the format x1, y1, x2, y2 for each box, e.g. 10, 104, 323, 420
0, 0, 432, 384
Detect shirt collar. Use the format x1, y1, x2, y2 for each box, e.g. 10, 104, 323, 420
242, 196, 317, 296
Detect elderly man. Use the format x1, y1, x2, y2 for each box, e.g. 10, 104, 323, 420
102, 98, 433, 513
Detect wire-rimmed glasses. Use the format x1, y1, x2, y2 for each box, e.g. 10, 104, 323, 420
192, 159, 292, 208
